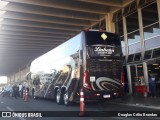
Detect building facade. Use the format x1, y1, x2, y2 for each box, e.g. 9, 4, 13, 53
92, 0, 160, 96
115, 0, 160, 96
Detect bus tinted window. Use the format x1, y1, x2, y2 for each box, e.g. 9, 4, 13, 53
85, 31, 121, 46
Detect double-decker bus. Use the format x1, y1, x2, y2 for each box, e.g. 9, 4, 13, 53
26, 30, 124, 105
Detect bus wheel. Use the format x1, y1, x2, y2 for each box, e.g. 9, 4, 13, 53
63, 91, 71, 106
34, 95, 37, 99
63, 91, 68, 105
56, 89, 63, 105
33, 92, 37, 99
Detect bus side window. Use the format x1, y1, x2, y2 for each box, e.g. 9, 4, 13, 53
33, 75, 40, 85
33, 80, 37, 85
33, 79, 40, 85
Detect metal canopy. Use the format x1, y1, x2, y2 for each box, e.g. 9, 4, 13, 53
0, 0, 124, 75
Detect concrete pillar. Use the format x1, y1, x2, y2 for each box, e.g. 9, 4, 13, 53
122, 16, 128, 62
19, 69, 23, 81
21, 69, 24, 81
105, 13, 115, 32
127, 65, 132, 94
137, 8, 145, 59
14, 73, 15, 83
157, 0, 160, 27
7, 76, 10, 84
143, 62, 149, 92
137, 7, 149, 90
135, 64, 138, 76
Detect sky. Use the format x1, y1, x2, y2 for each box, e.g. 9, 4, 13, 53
0, 76, 7, 84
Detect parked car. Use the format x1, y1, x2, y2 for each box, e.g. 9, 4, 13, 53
1, 85, 13, 97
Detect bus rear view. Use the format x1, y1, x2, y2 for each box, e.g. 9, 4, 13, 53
28, 30, 123, 105
83, 31, 123, 101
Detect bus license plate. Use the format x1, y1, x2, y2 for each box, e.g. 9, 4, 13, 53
103, 95, 110, 98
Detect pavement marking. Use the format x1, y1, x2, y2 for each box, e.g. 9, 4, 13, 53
107, 102, 160, 110
6, 106, 26, 120
6, 106, 13, 111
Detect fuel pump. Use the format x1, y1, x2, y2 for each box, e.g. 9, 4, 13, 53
134, 76, 147, 97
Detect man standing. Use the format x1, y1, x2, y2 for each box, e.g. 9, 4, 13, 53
148, 75, 156, 98
13, 84, 18, 98
19, 83, 23, 97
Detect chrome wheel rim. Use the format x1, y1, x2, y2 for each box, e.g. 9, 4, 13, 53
64, 92, 68, 105
56, 91, 60, 103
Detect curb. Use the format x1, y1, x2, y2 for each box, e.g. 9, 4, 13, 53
107, 102, 160, 110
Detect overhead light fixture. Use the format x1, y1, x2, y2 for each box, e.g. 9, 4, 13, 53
137, 65, 143, 67
0, 10, 6, 16
0, 1, 9, 9
155, 67, 159, 69
153, 63, 159, 65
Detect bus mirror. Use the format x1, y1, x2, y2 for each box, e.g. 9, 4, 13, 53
26, 72, 31, 80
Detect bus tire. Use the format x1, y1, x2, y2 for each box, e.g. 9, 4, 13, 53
56, 89, 63, 105
63, 91, 72, 106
